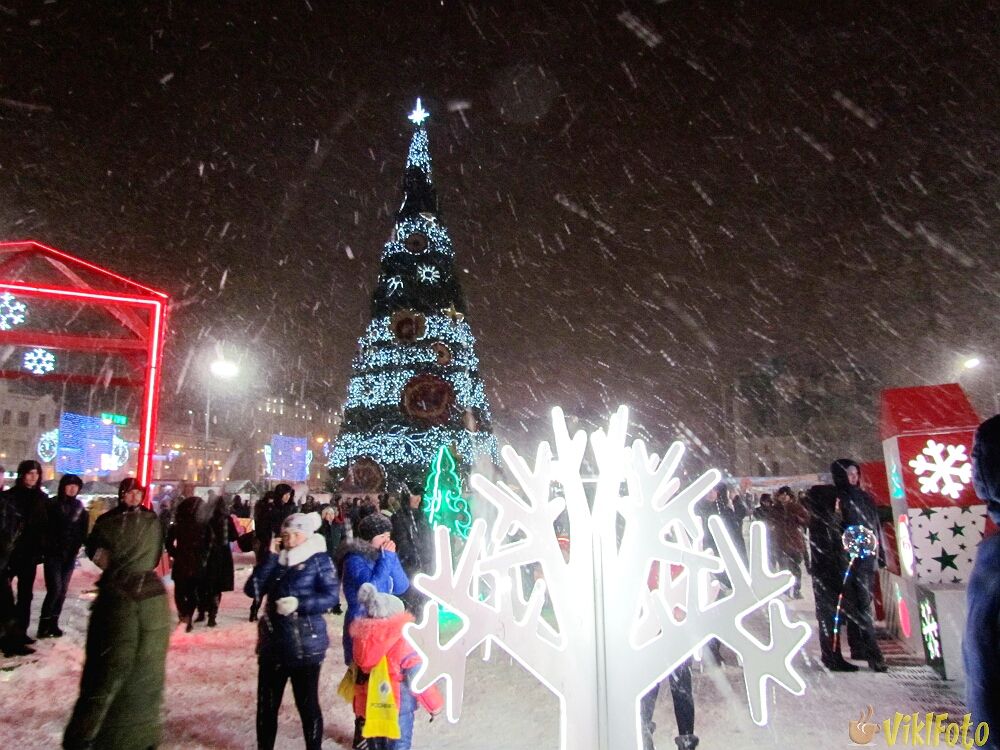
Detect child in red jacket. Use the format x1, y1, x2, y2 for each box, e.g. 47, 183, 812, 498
350, 582, 443, 749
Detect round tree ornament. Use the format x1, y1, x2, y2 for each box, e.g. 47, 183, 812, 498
431, 342, 453, 366
404, 232, 429, 254
401, 373, 456, 426
344, 456, 387, 493
390, 309, 427, 343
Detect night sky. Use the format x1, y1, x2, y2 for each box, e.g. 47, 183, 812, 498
2, 1, 997, 464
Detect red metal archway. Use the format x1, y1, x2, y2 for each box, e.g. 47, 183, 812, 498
0, 240, 168, 489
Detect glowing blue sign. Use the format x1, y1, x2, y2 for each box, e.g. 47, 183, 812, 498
268, 435, 309, 482
56, 412, 114, 475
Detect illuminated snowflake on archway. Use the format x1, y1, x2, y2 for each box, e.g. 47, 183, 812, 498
0, 292, 27, 330
23, 347, 56, 376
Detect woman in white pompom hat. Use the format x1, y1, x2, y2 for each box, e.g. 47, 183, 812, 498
245, 511, 339, 750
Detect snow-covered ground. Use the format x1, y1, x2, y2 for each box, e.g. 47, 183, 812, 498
0, 554, 964, 749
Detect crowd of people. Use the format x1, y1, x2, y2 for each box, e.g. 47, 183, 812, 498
0, 445, 952, 750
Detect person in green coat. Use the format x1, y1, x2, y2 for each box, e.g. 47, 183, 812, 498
63, 478, 170, 750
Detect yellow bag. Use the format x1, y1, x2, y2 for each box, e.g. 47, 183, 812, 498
337, 664, 357, 704
362, 656, 400, 739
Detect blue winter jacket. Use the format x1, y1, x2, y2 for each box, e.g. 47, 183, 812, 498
965, 415, 1000, 750
245, 534, 339, 667
336, 539, 410, 662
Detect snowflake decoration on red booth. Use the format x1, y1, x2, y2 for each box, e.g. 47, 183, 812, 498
908, 439, 972, 500
23, 347, 56, 376
0, 292, 27, 330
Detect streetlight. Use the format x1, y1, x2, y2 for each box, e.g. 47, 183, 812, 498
959, 354, 998, 415
205, 357, 239, 483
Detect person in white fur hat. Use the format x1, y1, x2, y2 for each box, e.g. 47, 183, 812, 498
245, 511, 339, 750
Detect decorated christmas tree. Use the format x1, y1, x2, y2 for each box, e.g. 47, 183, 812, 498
329, 100, 498, 497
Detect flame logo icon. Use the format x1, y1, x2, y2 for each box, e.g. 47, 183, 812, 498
849, 705, 881, 745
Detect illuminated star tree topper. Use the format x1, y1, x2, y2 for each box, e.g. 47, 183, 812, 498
408, 97, 430, 126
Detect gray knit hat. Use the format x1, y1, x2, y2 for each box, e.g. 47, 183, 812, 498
357, 582, 405, 618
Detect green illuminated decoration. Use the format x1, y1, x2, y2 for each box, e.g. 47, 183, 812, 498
423, 444, 472, 539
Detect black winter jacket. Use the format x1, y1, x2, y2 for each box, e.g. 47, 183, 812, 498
964, 415, 1000, 749
831, 459, 885, 569
44, 487, 88, 563
391, 505, 434, 578
0, 483, 48, 569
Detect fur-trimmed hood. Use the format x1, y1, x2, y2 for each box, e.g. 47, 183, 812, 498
334, 538, 379, 573
279, 532, 326, 567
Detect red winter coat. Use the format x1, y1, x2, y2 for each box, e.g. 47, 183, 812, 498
349, 611, 444, 718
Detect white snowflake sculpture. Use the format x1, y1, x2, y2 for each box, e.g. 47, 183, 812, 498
405, 406, 811, 750
0, 292, 27, 330
23, 347, 56, 376
416, 264, 440, 284
908, 439, 972, 500
386, 275, 404, 296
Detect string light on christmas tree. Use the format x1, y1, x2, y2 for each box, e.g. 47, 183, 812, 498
407, 126, 431, 174
424, 444, 473, 539
417, 264, 441, 284
386, 276, 404, 296
355, 344, 479, 372
23, 347, 56, 375
346, 369, 484, 410
0, 292, 27, 330
360, 315, 476, 349
330, 426, 498, 471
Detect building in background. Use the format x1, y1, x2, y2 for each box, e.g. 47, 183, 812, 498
731, 358, 879, 476
0, 381, 59, 478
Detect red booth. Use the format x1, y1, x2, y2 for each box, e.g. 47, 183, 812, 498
0, 240, 168, 489
879, 384, 983, 681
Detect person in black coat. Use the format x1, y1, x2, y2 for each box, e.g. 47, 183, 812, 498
805, 483, 857, 672
166, 496, 209, 632
391, 489, 434, 580
269, 483, 297, 541
250, 491, 276, 622
38, 473, 88, 638
831, 458, 887, 672
231, 494, 251, 519
0, 473, 25, 656
201, 496, 239, 627
0, 459, 48, 653
964, 414, 1000, 750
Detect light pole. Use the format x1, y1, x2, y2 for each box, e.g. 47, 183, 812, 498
961, 355, 999, 416
205, 358, 239, 483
